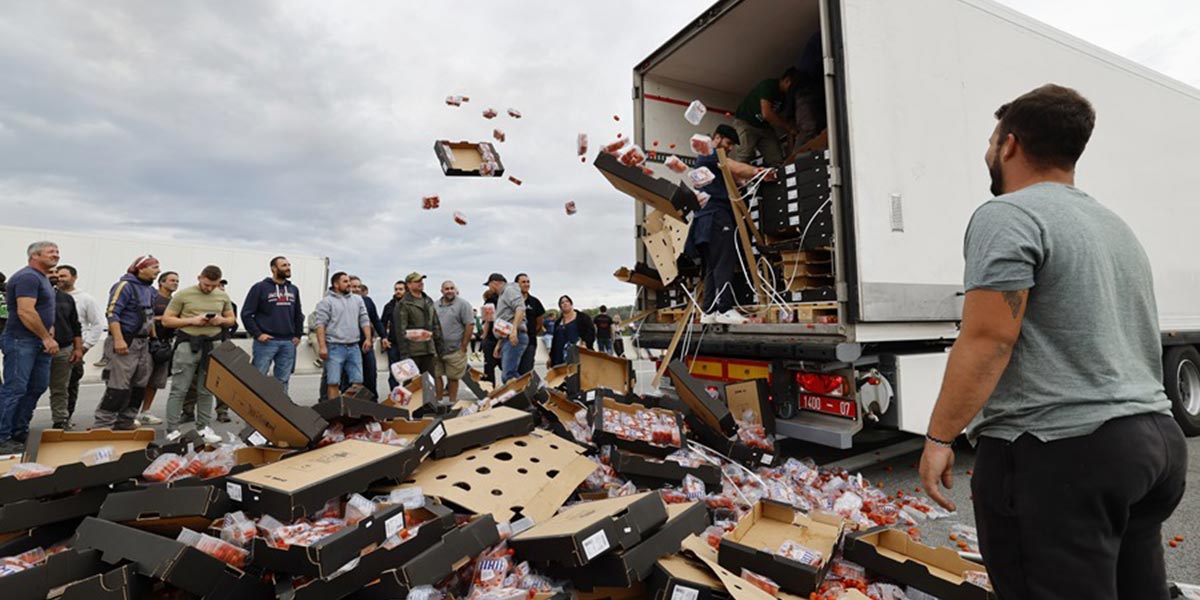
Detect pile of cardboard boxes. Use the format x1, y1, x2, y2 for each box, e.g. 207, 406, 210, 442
0, 342, 996, 600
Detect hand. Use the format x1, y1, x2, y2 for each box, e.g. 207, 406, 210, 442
492, 346, 500, 360
760, 167, 778, 182
319, 345, 328, 361
113, 338, 129, 355
42, 337, 60, 355
70, 348, 83, 364
192, 315, 211, 326
292, 337, 301, 345
362, 339, 373, 353
919, 440, 957, 511
508, 332, 518, 346
381, 339, 392, 351
257, 333, 274, 343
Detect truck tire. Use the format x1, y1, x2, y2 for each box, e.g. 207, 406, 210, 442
1164, 345, 1200, 437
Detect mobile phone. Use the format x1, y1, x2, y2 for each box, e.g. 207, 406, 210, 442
204, 313, 216, 319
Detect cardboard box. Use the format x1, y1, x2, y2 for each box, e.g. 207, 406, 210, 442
352, 515, 501, 599
0, 519, 82, 557
227, 439, 416, 521
485, 371, 538, 412
577, 583, 649, 600
115, 445, 295, 493
5, 548, 109, 600
679, 535, 786, 600
650, 552, 733, 600
250, 502, 407, 579
406, 430, 597, 525
280, 502, 459, 600
74, 516, 272, 599
544, 363, 579, 391
382, 372, 440, 418
594, 151, 699, 221
593, 397, 684, 458
432, 405, 537, 458
556, 501, 710, 589
843, 527, 996, 600
58, 563, 144, 600
206, 341, 329, 448
717, 501, 845, 597
688, 418, 778, 469
0, 429, 158, 504
607, 447, 721, 487
315, 395, 409, 422
571, 346, 634, 396
668, 361, 736, 436
510, 491, 669, 567
537, 389, 593, 447
98, 484, 231, 535
435, 140, 505, 177
0, 487, 109, 535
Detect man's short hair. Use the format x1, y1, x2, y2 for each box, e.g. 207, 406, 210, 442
599, 305, 608, 313
27, 241, 57, 258
348, 275, 361, 283
270, 256, 287, 269
781, 67, 800, 83
57, 265, 78, 277
515, 273, 529, 282
200, 265, 223, 281
159, 271, 177, 283
995, 84, 1095, 171
331, 271, 347, 286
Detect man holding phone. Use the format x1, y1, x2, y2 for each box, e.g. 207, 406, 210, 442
162, 265, 235, 442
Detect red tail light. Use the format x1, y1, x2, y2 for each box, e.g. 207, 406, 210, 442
797, 373, 844, 395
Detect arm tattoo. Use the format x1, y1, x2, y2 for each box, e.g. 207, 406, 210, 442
1001, 291, 1025, 319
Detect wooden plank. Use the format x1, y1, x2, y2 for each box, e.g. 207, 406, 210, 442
717, 149, 766, 316
652, 292, 698, 388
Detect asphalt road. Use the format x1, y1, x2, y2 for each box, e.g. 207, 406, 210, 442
24, 370, 1200, 584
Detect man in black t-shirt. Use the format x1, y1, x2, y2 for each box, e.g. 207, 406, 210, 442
593, 306, 614, 355
516, 274, 545, 375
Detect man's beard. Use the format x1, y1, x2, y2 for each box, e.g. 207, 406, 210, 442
988, 153, 1005, 197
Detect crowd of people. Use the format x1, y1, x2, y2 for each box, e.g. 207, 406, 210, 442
0, 246, 627, 453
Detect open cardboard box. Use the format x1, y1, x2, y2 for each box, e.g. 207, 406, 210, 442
117, 445, 294, 492
57, 563, 144, 600
544, 363, 579, 393
650, 551, 733, 600
405, 430, 597, 525
0, 519, 81, 557
250, 502, 407, 579
315, 394, 409, 423
435, 140, 505, 177
485, 371, 538, 412
512, 491, 669, 568
843, 527, 996, 600
683, 378, 778, 469
717, 500, 846, 596
0, 487, 109, 535
5, 548, 109, 600
382, 372, 440, 418
349, 514, 502, 600
668, 361, 736, 436
432, 405, 536, 458
570, 346, 634, 396
99, 484, 230, 536
594, 151, 699, 221
553, 501, 710, 589
593, 396, 684, 458
680, 535, 809, 600
281, 503, 461, 600
607, 447, 721, 487
74, 516, 272, 599
227, 439, 416, 521
0, 429, 158, 505
206, 342, 328, 448
537, 389, 593, 448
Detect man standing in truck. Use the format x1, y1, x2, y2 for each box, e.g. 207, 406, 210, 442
730, 68, 800, 166
920, 84, 1187, 599
686, 124, 774, 325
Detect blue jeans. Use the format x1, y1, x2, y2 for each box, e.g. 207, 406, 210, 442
597, 337, 615, 355
252, 338, 297, 391
498, 331, 529, 383
0, 335, 52, 442
324, 343, 362, 387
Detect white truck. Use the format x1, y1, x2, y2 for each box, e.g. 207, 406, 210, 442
0, 225, 330, 378
630, 0, 1200, 447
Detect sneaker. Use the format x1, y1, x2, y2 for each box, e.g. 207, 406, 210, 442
139, 413, 163, 425
94, 357, 110, 368
0, 440, 25, 456
216, 413, 232, 424
11, 431, 27, 444
133, 418, 142, 427
713, 310, 749, 325
699, 311, 719, 325
165, 430, 182, 442
51, 421, 67, 430
198, 427, 223, 445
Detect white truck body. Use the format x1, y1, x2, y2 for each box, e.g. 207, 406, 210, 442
633, 0, 1200, 446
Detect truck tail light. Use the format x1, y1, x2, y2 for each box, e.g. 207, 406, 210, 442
796, 373, 844, 395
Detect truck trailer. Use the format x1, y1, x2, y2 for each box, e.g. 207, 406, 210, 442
627, 0, 1200, 447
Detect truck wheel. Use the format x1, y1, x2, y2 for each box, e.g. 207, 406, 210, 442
1164, 346, 1200, 437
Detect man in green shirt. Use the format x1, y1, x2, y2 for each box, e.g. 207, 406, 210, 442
162, 265, 235, 441
731, 68, 800, 166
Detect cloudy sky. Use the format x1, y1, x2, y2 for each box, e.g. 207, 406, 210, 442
1, 1, 1197, 308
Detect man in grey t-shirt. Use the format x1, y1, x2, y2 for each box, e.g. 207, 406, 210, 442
484, 273, 526, 383
434, 280, 473, 402
919, 85, 1186, 599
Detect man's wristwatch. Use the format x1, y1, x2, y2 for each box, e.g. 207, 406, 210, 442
925, 433, 954, 448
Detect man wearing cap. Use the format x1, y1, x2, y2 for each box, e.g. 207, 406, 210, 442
484, 273, 527, 383
313, 271, 372, 401
93, 254, 160, 431
162, 265, 234, 441
684, 124, 775, 326
392, 273, 444, 379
